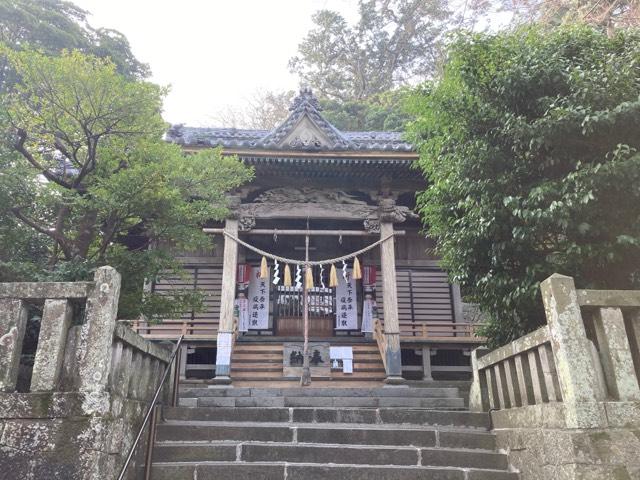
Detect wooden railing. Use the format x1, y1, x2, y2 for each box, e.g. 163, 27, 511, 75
127, 319, 218, 341
399, 320, 486, 341
373, 318, 387, 371
128, 317, 485, 343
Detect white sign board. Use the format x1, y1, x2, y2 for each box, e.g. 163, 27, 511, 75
335, 269, 357, 330
330, 346, 354, 374
215, 332, 232, 366
362, 298, 376, 333
248, 267, 270, 329
235, 297, 249, 332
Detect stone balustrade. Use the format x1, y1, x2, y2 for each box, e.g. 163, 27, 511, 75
469, 325, 560, 412
469, 273, 640, 479
0, 267, 173, 479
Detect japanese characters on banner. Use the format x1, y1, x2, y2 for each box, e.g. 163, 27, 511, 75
248, 266, 270, 329
335, 269, 358, 330
235, 294, 249, 332
361, 296, 377, 333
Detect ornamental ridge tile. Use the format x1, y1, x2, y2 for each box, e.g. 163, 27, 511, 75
166, 88, 414, 152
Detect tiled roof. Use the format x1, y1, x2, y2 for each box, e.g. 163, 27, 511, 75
166, 89, 413, 153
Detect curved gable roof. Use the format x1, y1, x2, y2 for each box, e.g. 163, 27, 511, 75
166, 88, 413, 153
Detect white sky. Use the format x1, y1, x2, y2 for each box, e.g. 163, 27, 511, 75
73, 0, 360, 126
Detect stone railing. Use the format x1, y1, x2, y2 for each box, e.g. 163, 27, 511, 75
469, 273, 640, 479
469, 325, 560, 412
0, 267, 172, 480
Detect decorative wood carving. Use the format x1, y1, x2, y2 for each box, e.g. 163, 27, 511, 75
235, 188, 417, 222
364, 218, 381, 234
254, 187, 370, 205
238, 216, 256, 232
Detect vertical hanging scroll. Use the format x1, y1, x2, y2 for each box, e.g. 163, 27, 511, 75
235, 293, 249, 332
248, 266, 270, 329
335, 269, 357, 330
362, 294, 377, 333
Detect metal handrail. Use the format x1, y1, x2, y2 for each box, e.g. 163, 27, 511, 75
116, 334, 185, 480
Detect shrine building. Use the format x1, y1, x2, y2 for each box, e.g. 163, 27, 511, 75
132, 88, 484, 386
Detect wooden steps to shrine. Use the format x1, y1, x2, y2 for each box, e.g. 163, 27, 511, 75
229, 341, 386, 385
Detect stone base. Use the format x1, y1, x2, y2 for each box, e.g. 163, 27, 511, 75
492, 402, 640, 479
211, 375, 233, 385
383, 376, 407, 386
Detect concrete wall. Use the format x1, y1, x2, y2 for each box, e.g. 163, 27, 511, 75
470, 274, 640, 479
0, 267, 172, 479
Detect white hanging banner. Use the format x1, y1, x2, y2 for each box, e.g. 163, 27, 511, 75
335, 269, 357, 330
215, 332, 232, 366
235, 296, 249, 332
248, 266, 270, 329
361, 297, 377, 333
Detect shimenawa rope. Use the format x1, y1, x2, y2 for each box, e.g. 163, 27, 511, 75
222, 231, 393, 266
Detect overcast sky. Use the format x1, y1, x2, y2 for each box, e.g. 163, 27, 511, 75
73, 0, 360, 126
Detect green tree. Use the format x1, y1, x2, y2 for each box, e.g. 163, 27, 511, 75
1, 48, 252, 318
289, 0, 449, 101
320, 89, 412, 131
499, 0, 640, 33
406, 26, 640, 346
0, 0, 149, 94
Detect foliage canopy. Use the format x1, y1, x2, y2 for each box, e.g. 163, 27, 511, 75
406, 26, 640, 345
0, 0, 148, 94
1, 48, 252, 318
289, 0, 449, 101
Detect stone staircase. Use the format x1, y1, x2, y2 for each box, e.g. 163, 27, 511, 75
150, 385, 518, 479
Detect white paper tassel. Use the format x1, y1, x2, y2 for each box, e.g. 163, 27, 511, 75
295, 264, 302, 289
319, 264, 326, 289
272, 259, 280, 285
342, 260, 348, 282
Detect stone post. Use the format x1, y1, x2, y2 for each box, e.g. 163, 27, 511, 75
379, 200, 403, 384
31, 299, 73, 391
215, 216, 239, 381
469, 347, 489, 412
540, 273, 606, 428
422, 346, 433, 381
77, 267, 121, 411
0, 298, 29, 392
592, 307, 640, 401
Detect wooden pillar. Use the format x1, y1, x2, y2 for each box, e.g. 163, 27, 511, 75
215, 218, 238, 381
380, 220, 403, 383
451, 283, 464, 323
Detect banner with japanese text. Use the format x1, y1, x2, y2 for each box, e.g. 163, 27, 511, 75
335, 269, 357, 330
248, 266, 270, 329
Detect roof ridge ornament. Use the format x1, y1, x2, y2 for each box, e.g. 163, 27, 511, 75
290, 87, 323, 112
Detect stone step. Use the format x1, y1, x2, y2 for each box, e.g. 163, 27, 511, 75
178, 386, 461, 398
226, 375, 388, 382
152, 442, 507, 469
150, 462, 518, 480
162, 407, 491, 429
185, 395, 465, 408
231, 380, 386, 388
155, 423, 495, 449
